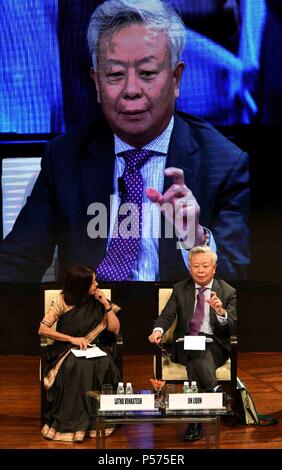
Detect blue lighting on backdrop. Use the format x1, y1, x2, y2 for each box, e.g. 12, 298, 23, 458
1, 0, 279, 133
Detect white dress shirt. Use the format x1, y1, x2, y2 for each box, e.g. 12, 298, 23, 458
194, 281, 227, 335
154, 279, 227, 335
109, 117, 215, 281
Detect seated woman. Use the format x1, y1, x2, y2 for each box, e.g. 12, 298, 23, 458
38, 264, 121, 443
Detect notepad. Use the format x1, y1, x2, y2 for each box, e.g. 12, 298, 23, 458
71, 346, 107, 358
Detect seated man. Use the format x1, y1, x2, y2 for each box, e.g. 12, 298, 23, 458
148, 245, 236, 441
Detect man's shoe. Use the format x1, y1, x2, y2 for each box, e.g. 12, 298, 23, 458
183, 423, 202, 441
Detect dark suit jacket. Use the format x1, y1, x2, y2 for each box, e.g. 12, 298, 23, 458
0, 112, 249, 282
154, 277, 237, 352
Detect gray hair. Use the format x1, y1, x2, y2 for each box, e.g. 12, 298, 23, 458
87, 0, 186, 70
189, 246, 218, 265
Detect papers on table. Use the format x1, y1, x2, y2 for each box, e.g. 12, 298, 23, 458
71, 345, 107, 358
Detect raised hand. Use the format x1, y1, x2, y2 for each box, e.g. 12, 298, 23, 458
94, 288, 108, 307
207, 291, 225, 316
145, 167, 204, 247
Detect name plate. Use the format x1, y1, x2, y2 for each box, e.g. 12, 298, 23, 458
100, 394, 155, 411
168, 393, 224, 410
184, 335, 206, 350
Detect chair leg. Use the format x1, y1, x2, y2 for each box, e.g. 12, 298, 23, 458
41, 379, 47, 425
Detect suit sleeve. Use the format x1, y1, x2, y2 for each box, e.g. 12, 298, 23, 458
0, 143, 57, 282
213, 286, 237, 337
210, 151, 249, 281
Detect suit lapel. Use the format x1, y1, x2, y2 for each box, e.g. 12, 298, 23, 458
81, 126, 115, 209
210, 279, 222, 327
159, 114, 201, 281
212, 279, 223, 297
164, 114, 201, 193
185, 280, 196, 326
79, 123, 115, 266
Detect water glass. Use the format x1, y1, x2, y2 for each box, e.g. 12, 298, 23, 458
165, 384, 177, 407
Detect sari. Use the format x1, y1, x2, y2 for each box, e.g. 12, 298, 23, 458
41, 295, 120, 442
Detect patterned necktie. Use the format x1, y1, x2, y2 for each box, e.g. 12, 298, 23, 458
96, 148, 154, 281
187, 287, 207, 336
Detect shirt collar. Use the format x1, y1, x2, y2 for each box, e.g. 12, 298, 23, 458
115, 116, 174, 155
195, 280, 213, 290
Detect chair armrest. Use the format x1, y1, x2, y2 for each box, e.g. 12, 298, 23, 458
154, 341, 173, 380
113, 332, 123, 380
40, 336, 49, 424
230, 334, 238, 346
115, 332, 123, 345
160, 339, 174, 358
40, 336, 48, 373
40, 335, 48, 347
228, 334, 238, 420
230, 334, 238, 382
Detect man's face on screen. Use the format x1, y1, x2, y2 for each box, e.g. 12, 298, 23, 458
92, 23, 183, 146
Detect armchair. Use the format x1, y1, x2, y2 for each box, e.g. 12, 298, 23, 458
40, 288, 123, 424
154, 288, 237, 421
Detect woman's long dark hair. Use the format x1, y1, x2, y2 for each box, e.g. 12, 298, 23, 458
62, 264, 94, 306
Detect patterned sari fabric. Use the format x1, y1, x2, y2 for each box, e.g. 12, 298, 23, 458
41, 296, 120, 442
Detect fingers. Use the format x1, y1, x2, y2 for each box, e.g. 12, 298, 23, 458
165, 167, 185, 185
207, 292, 217, 304
146, 167, 195, 205
72, 337, 88, 350
148, 332, 162, 344
145, 187, 163, 204
161, 185, 189, 206
207, 292, 223, 313
147, 167, 194, 207
147, 184, 193, 209
95, 289, 106, 302
76, 337, 88, 350
146, 167, 200, 241
95, 288, 101, 298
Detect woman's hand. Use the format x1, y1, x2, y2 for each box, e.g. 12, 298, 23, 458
94, 288, 110, 308
70, 337, 88, 350
94, 289, 120, 333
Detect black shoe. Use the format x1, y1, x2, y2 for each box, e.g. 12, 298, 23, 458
183, 423, 202, 441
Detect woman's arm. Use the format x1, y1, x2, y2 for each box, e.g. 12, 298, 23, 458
38, 322, 88, 349
105, 309, 120, 334
94, 289, 120, 334
38, 295, 88, 349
